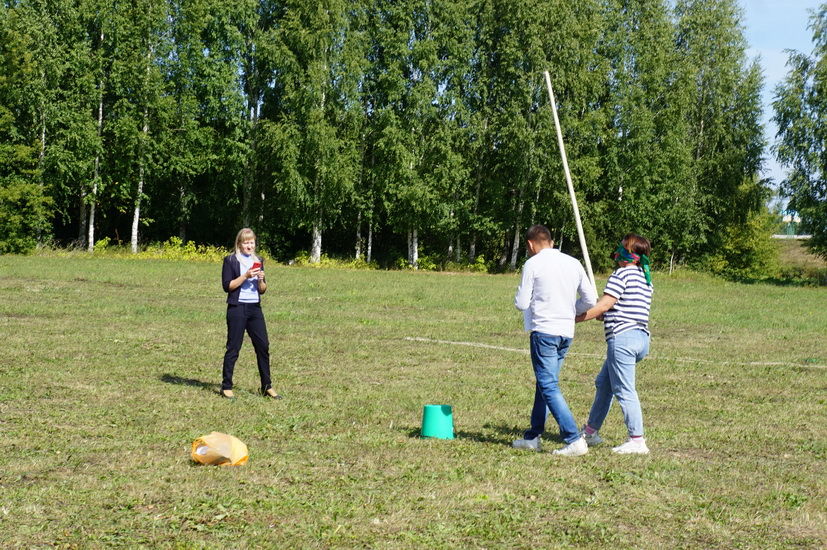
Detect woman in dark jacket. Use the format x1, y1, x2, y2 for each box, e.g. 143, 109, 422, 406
220, 227, 281, 399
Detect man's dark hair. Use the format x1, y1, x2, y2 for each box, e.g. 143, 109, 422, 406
525, 224, 552, 243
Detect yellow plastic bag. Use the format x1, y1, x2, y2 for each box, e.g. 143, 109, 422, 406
191, 432, 248, 466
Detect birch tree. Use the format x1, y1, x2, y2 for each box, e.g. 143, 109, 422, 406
0, 7, 52, 252
773, 4, 827, 258
106, 0, 169, 252
675, 0, 767, 254
266, 0, 362, 263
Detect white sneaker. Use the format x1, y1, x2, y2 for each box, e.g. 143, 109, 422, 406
581, 425, 604, 447
512, 436, 541, 451
612, 438, 649, 454
552, 436, 588, 456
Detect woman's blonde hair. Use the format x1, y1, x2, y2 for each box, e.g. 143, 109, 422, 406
234, 228, 257, 256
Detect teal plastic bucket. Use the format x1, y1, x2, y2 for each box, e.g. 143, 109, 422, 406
420, 404, 455, 439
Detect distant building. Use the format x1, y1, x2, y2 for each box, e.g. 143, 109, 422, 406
773, 211, 811, 239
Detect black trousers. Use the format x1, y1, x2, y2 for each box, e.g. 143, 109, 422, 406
222, 303, 272, 391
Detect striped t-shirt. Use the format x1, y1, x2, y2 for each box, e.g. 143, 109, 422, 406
602, 265, 652, 340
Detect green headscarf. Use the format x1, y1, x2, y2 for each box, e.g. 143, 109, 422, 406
612, 244, 652, 286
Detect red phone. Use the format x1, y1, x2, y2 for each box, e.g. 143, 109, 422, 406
252, 261, 262, 270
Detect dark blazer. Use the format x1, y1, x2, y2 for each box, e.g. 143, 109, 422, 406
222, 254, 265, 304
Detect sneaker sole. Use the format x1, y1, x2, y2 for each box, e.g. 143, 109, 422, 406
552, 449, 588, 457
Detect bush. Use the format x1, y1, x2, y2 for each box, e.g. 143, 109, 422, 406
140, 237, 227, 262
443, 255, 491, 273
392, 253, 493, 273
291, 251, 378, 270
93, 237, 112, 253
88, 236, 228, 262
415, 254, 439, 271
703, 210, 779, 281
777, 266, 827, 286
0, 179, 53, 254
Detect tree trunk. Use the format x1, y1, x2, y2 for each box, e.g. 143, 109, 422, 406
131, 118, 146, 255
469, 235, 476, 262
469, 174, 481, 262
39, 98, 46, 169
366, 223, 373, 264
355, 211, 362, 260
178, 185, 186, 240
411, 228, 418, 269
455, 236, 461, 263
256, 101, 265, 224
242, 102, 255, 227
87, 175, 97, 251
130, 97, 148, 253
37, 94, 46, 244
509, 221, 521, 270
311, 223, 322, 263
669, 249, 675, 274
131, 40, 152, 254
131, 160, 144, 253
469, 118, 486, 262
87, 179, 96, 252
78, 194, 87, 247
509, 198, 524, 270
448, 209, 454, 258
88, 69, 103, 252
498, 233, 509, 267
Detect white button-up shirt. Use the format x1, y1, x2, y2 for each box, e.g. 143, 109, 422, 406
514, 248, 597, 338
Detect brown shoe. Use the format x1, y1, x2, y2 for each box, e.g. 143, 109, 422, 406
262, 388, 282, 399
221, 389, 235, 399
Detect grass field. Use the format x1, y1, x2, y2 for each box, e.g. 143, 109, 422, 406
1, 255, 825, 548
774, 239, 827, 284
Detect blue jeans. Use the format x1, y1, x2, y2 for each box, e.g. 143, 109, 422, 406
587, 329, 649, 437
523, 332, 580, 444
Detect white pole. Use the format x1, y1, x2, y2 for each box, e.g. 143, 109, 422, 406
543, 70, 597, 294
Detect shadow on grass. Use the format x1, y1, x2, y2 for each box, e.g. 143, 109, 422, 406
400, 423, 560, 446
160, 373, 221, 394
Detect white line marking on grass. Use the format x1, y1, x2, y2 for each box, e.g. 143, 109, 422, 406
404, 337, 827, 369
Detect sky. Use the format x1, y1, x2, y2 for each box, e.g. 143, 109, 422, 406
740, 0, 823, 190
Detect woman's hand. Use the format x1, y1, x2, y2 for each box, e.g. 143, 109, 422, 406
245, 267, 262, 279
579, 294, 617, 322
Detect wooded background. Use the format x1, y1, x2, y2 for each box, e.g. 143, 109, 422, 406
2, 0, 800, 271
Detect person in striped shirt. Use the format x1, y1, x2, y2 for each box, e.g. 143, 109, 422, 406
575, 233, 653, 454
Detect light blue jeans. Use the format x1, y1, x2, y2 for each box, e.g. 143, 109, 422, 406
587, 329, 650, 437
523, 332, 581, 444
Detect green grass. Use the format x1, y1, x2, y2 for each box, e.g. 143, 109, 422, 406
774, 239, 827, 285
775, 239, 826, 271
1, 255, 825, 548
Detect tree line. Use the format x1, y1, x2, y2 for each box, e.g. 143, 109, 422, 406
774, 4, 827, 260
1, 0, 774, 271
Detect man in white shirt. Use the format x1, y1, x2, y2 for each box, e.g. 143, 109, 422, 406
512, 225, 597, 456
